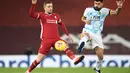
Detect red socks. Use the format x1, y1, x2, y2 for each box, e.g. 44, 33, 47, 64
64, 48, 75, 60
28, 60, 39, 72
27, 48, 75, 72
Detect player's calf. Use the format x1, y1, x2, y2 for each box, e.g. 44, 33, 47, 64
64, 48, 84, 65
25, 60, 40, 73
94, 47, 104, 73
95, 47, 104, 60
25, 53, 45, 73
54, 40, 85, 65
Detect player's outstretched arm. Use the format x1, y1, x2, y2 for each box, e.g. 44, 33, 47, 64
60, 22, 73, 42
58, 20, 73, 42
29, 0, 40, 19
110, 0, 125, 15
59, 22, 69, 36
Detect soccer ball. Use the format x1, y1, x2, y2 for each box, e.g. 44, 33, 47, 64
54, 40, 67, 51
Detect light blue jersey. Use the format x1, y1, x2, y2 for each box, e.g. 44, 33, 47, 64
83, 7, 110, 34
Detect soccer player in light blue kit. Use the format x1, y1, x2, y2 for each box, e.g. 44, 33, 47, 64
78, 0, 125, 73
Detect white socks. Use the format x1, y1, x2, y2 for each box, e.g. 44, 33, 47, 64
79, 36, 88, 47
96, 60, 102, 70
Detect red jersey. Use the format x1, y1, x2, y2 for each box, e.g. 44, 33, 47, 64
30, 4, 69, 40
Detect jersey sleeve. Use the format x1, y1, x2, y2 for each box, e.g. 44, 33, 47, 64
56, 14, 62, 23
103, 8, 110, 16
83, 8, 92, 20
29, 4, 40, 19
57, 14, 69, 36
83, 8, 88, 17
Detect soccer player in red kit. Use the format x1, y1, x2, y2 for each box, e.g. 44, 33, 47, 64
25, 0, 84, 73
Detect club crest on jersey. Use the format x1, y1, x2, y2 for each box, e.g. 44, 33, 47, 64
54, 16, 57, 19
98, 12, 101, 14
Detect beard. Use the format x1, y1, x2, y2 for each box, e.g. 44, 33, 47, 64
94, 6, 102, 11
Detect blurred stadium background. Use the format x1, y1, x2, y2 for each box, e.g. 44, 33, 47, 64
0, 0, 130, 73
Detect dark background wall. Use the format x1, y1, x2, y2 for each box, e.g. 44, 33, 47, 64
0, 0, 130, 27
0, 0, 130, 54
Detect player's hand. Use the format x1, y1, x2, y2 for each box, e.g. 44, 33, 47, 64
67, 35, 73, 43
32, 0, 37, 4
116, 0, 125, 8
85, 20, 91, 24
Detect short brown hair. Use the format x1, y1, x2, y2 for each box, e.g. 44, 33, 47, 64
44, 0, 53, 6
94, 0, 103, 2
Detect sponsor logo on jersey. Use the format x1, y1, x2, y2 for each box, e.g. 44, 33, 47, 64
46, 19, 57, 24
90, 16, 100, 21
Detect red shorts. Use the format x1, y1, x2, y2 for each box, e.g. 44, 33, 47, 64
38, 38, 65, 55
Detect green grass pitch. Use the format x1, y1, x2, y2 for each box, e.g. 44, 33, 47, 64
0, 67, 130, 73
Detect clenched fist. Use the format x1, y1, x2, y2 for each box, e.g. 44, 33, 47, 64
32, 0, 37, 4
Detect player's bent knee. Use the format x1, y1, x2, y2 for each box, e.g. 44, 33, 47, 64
80, 32, 90, 40
84, 32, 90, 39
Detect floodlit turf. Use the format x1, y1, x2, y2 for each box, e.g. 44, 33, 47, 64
0, 67, 130, 73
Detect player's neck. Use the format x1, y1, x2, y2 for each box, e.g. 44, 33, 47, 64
45, 12, 52, 15
93, 7, 102, 11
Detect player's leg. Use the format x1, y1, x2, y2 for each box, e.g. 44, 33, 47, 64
54, 39, 84, 65
64, 46, 84, 65
25, 40, 52, 73
94, 47, 104, 73
25, 53, 45, 73
78, 32, 90, 54
92, 35, 104, 73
